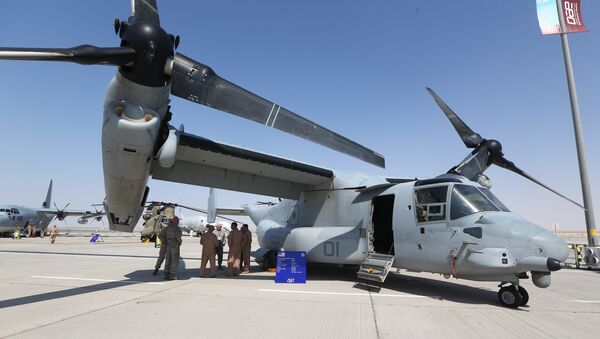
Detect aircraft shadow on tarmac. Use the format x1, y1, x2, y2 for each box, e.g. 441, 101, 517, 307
305, 264, 502, 307
0, 260, 502, 309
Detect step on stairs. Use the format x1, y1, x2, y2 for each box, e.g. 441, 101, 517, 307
357, 253, 395, 283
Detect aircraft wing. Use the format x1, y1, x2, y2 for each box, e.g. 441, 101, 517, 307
151, 132, 334, 199
37, 209, 104, 219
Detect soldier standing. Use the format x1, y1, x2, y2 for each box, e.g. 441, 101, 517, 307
153, 225, 168, 275
214, 223, 228, 270
226, 222, 243, 276
199, 225, 218, 277
164, 216, 182, 280
240, 224, 252, 273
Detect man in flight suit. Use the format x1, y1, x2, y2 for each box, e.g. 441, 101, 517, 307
153, 225, 168, 275
164, 216, 182, 280
49, 225, 58, 244
240, 224, 252, 273
214, 223, 228, 270
227, 222, 243, 276
199, 225, 218, 277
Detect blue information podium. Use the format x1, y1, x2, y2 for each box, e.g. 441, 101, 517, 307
275, 251, 306, 284
89, 233, 103, 243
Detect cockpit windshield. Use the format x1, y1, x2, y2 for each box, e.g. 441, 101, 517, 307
479, 188, 510, 212
450, 184, 509, 220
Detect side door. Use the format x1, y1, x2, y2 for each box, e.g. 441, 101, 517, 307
413, 184, 453, 272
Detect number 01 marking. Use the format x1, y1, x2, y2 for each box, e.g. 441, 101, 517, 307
324, 241, 340, 256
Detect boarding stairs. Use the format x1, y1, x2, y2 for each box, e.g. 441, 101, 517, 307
357, 252, 395, 283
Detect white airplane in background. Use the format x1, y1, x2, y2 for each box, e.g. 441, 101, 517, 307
178, 210, 232, 235
0, 180, 104, 237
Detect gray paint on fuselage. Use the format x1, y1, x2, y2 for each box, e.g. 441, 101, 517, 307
0, 205, 50, 233
249, 171, 568, 283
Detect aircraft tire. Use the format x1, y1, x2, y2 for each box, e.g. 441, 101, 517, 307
498, 286, 522, 308
518, 286, 529, 306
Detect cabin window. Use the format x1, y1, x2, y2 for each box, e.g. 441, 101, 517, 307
450, 184, 501, 220
414, 185, 448, 223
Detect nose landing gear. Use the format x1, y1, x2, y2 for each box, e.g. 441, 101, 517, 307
498, 282, 529, 308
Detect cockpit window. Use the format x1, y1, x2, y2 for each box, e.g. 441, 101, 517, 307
479, 188, 510, 212
450, 184, 500, 220
414, 185, 448, 223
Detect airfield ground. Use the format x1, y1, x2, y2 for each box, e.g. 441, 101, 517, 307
0, 235, 598, 339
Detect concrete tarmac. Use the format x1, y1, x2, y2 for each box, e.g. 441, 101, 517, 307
0, 236, 598, 339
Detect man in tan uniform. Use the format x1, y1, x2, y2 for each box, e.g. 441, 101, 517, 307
240, 224, 252, 273
49, 225, 58, 244
227, 222, 243, 276
27, 223, 35, 238
199, 225, 218, 277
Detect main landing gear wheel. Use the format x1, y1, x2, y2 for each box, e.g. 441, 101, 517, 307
498, 286, 523, 308
518, 286, 529, 306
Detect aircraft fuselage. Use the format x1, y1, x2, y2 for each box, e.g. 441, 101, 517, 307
248, 172, 568, 286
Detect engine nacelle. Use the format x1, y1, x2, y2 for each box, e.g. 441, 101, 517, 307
77, 217, 88, 225
101, 73, 170, 232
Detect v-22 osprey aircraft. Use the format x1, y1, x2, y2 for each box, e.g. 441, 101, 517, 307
0, 1, 582, 307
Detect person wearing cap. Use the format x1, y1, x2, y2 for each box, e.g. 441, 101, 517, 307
240, 224, 252, 273
214, 223, 228, 270
164, 216, 183, 280
199, 225, 219, 277
226, 222, 243, 276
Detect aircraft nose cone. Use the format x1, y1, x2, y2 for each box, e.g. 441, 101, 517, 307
531, 230, 568, 262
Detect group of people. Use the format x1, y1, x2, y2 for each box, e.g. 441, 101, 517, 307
16, 223, 58, 244
199, 222, 252, 278
153, 217, 252, 280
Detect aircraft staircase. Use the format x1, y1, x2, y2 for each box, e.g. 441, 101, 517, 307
357, 252, 395, 283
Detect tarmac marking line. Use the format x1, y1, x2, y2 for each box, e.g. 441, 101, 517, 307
258, 288, 427, 298
31, 275, 165, 285
567, 300, 600, 303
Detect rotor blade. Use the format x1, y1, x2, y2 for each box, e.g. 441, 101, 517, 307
131, 0, 160, 25
494, 156, 585, 209
175, 203, 208, 215
0, 45, 136, 66
170, 53, 385, 168
426, 87, 483, 148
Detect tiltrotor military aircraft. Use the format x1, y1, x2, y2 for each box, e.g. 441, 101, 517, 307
0, 180, 104, 236
0, 1, 581, 307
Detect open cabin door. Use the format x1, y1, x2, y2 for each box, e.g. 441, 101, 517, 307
358, 194, 396, 283
369, 194, 395, 255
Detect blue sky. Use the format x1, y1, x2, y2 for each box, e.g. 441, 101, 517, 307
0, 0, 598, 232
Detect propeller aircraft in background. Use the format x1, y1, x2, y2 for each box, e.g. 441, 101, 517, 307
0, 180, 104, 236
0, 1, 589, 307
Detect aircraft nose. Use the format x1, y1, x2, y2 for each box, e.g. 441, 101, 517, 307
530, 230, 569, 263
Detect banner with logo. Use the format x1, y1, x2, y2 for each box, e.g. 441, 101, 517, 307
536, 0, 587, 35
